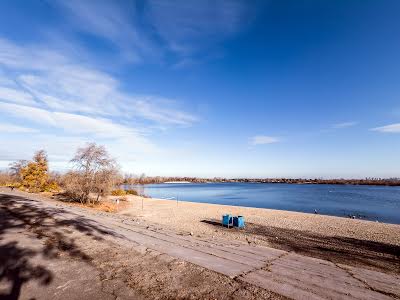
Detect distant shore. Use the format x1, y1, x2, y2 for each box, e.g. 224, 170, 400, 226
124, 177, 400, 186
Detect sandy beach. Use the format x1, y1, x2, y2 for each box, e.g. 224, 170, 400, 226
120, 195, 400, 245
2, 188, 400, 299
118, 195, 400, 274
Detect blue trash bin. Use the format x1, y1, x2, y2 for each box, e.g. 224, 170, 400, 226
233, 216, 245, 228
222, 214, 233, 228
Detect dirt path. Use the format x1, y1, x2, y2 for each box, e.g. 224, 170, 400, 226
1, 190, 399, 299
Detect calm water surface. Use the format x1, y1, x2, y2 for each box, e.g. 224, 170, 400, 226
123, 183, 400, 224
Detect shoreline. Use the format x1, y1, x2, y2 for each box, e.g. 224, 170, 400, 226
1, 187, 399, 275
120, 195, 400, 246
149, 195, 397, 225
119, 195, 400, 274
122, 183, 400, 225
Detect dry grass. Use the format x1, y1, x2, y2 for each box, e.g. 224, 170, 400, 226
77, 199, 130, 213
90, 202, 119, 213
39, 190, 129, 213
54, 199, 124, 213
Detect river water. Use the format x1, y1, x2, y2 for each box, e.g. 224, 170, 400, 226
122, 183, 400, 224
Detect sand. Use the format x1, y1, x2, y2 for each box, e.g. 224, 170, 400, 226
116, 195, 400, 274
119, 195, 400, 246
0, 190, 284, 300
1, 186, 399, 278
2, 186, 398, 274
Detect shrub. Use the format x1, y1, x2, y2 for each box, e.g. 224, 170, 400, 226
110, 189, 138, 196
0, 171, 13, 186
125, 189, 138, 196
18, 150, 51, 193
43, 181, 60, 192
111, 189, 126, 196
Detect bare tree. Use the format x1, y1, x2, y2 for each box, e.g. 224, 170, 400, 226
66, 143, 120, 204
8, 160, 28, 181
0, 170, 13, 186
33, 150, 48, 171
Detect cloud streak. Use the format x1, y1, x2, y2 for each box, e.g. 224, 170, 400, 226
0, 37, 196, 163
145, 0, 251, 57
53, 0, 157, 62
8, 1, 255, 67
332, 121, 358, 129
0, 86, 36, 105
250, 135, 280, 145
0, 38, 197, 126
0, 102, 158, 161
371, 123, 400, 133
0, 123, 38, 133
0, 101, 147, 139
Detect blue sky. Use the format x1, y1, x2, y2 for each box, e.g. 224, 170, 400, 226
0, 0, 400, 178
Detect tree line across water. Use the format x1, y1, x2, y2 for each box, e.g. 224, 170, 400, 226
1, 142, 399, 204
123, 176, 400, 186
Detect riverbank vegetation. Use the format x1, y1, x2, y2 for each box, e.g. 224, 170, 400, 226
62, 143, 120, 204
123, 175, 400, 186
1, 150, 59, 192
1, 142, 399, 201
111, 189, 138, 196
0, 143, 127, 205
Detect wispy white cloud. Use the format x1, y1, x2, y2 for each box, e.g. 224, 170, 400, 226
0, 69, 18, 87
0, 102, 56, 125
332, 121, 358, 129
0, 38, 197, 126
371, 123, 400, 133
0, 102, 158, 162
0, 37, 197, 165
53, 0, 157, 62
146, 0, 250, 56
0, 86, 36, 105
19, 1, 255, 68
0, 123, 38, 133
0, 102, 149, 141
131, 97, 198, 126
250, 135, 280, 145
1, 1, 255, 68
0, 134, 91, 162
0, 38, 66, 70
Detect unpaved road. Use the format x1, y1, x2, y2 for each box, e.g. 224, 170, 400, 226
1, 191, 399, 300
